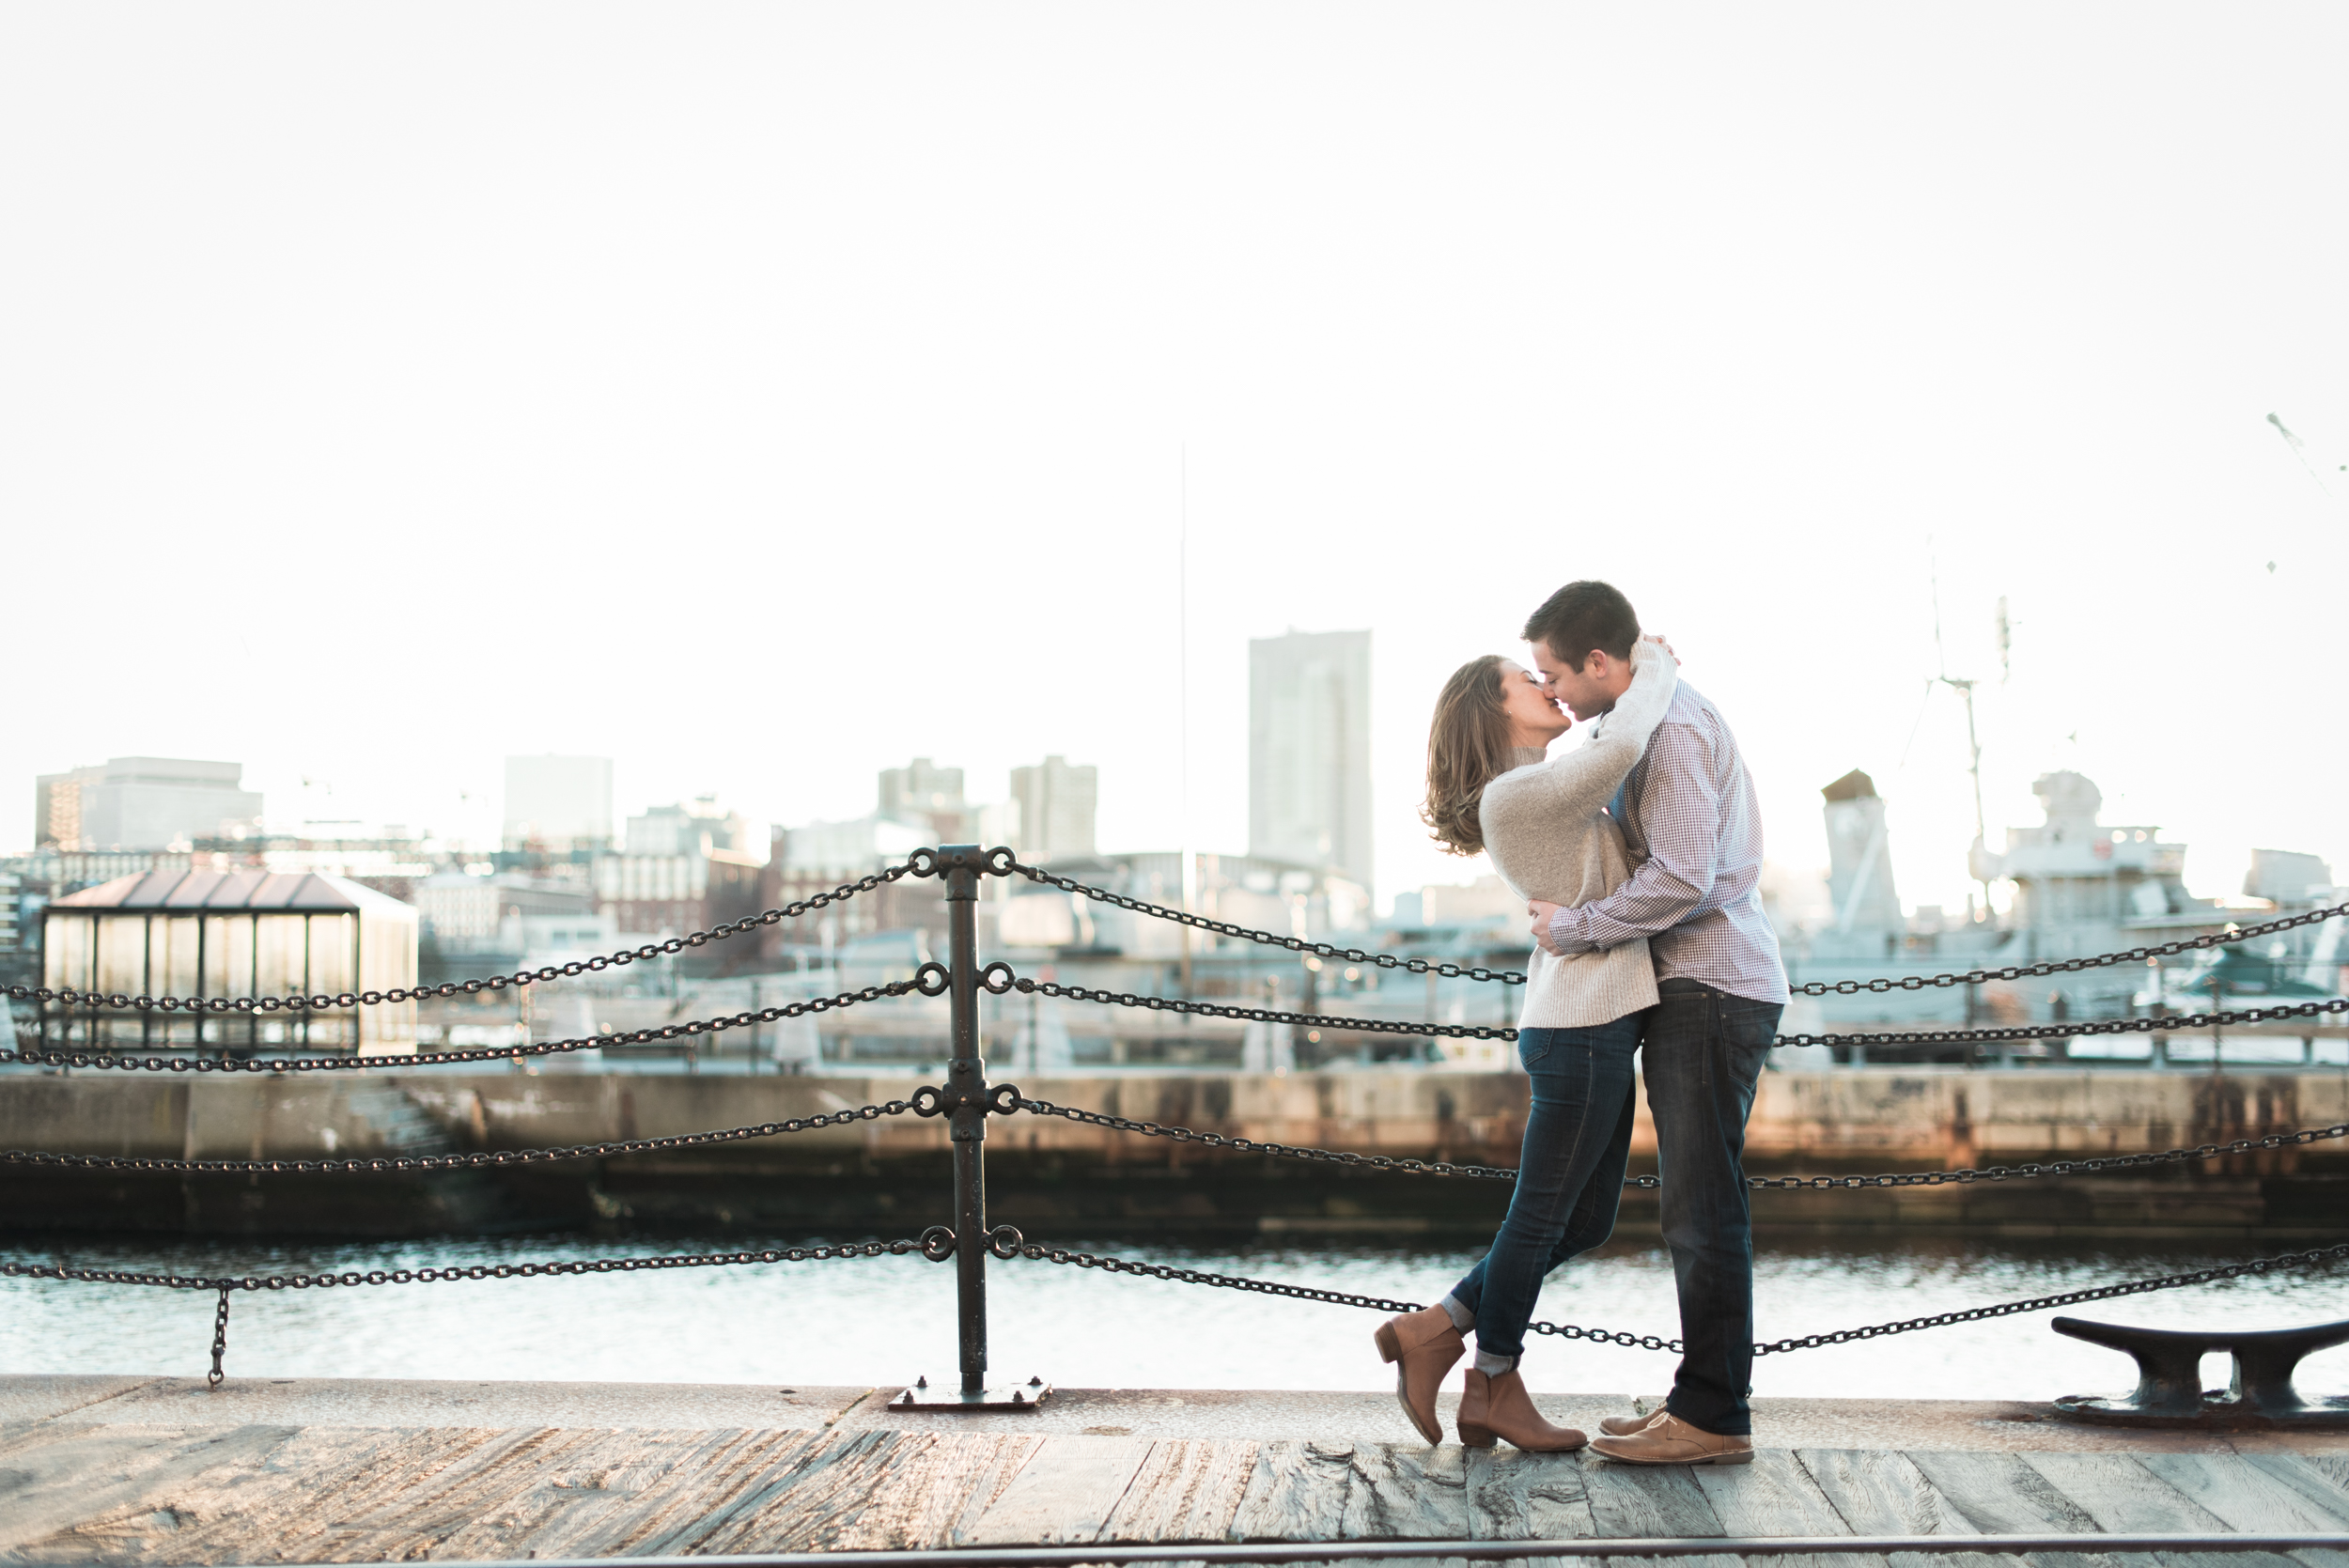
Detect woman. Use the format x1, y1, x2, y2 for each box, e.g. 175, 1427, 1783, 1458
1375, 635, 1676, 1451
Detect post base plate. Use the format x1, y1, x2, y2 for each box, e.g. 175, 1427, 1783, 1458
2055, 1391, 2349, 1429
889, 1378, 1052, 1411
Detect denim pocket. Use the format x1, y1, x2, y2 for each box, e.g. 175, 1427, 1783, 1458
1518, 1031, 1558, 1071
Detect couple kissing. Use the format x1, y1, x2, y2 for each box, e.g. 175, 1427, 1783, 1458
1376, 580, 1789, 1466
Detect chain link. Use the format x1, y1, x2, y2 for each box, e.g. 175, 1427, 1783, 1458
1791, 902, 2349, 997
1008, 1093, 1522, 1180
1010, 862, 1525, 985
4, 860, 922, 1015
1006, 1094, 2349, 1193
0, 977, 927, 1074
1780, 996, 2349, 1050
1750, 1240, 2349, 1356
1, 1099, 923, 1175
208, 1288, 230, 1389
1006, 973, 1516, 1041
997, 1234, 2349, 1358
3, 1239, 930, 1296
1000, 965, 2349, 1051
5, 1240, 932, 1385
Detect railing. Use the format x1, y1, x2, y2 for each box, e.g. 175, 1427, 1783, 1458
4, 846, 2347, 1406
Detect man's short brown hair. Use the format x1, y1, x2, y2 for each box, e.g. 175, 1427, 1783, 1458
1521, 581, 1640, 672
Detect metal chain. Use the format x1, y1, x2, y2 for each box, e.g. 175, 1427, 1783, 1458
995, 1232, 2349, 1358
0, 974, 934, 1074
1006, 1094, 2349, 1193
1008, 1093, 1522, 1180
1732, 1121, 2349, 1191
5, 1241, 934, 1386
1792, 901, 2349, 996
3, 859, 922, 1015
1781, 996, 2349, 1050
1003, 972, 1515, 1041
1001, 964, 2349, 1051
1750, 1239, 2349, 1356
1010, 862, 1525, 985
2, 1239, 932, 1296
208, 1288, 229, 1389
1, 1099, 928, 1175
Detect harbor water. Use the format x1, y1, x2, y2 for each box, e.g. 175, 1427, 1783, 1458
8, 1231, 2345, 1404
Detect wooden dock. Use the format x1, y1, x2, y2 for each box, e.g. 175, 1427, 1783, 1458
4, 1376, 2347, 1563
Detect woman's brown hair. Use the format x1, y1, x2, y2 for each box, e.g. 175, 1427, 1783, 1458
1420, 655, 1517, 856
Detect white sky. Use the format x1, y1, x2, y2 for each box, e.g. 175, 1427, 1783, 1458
5, 4, 2344, 915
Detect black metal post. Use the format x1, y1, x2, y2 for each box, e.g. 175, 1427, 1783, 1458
943, 845, 989, 1396
893, 845, 1050, 1412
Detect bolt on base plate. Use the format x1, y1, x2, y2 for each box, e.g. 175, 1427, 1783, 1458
891, 1375, 1051, 1411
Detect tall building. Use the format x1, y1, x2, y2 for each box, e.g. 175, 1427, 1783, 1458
594, 796, 764, 938
1249, 629, 1373, 893
1010, 755, 1097, 862
503, 755, 614, 850
879, 758, 967, 840
34, 758, 263, 850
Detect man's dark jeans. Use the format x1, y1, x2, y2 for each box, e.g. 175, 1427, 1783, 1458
1447, 1015, 1641, 1364
1642, 977, 1782, 1436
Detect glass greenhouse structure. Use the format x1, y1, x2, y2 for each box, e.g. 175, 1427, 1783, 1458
39, 869, 419, 1054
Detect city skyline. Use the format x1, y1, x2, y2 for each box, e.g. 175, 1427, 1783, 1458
2, 7, 2343, 915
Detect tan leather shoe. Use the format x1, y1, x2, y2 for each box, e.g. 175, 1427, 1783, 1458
1455, 1368, 1588, 1452
1374, 1305, 1464, 1445
1597, 1408, 1663, 1436
1588, 1410, 1753, 1465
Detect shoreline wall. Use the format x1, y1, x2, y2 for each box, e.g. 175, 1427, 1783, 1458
6, 1066, 2345, 1239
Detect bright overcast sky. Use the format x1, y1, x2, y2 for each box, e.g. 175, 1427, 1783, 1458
5, 4, 2344, 916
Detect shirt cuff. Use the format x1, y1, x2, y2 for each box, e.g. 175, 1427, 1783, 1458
1547, 907, 1596, 954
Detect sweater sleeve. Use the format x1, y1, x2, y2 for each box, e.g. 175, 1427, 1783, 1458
1484, 642, 1678, 844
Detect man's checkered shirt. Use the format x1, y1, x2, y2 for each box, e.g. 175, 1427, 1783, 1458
1545, 679, 1789, 1006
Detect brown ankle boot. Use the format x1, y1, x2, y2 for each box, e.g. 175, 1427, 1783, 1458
1374, 1304, 1464, 1444
1455, 1368, 1587, 1452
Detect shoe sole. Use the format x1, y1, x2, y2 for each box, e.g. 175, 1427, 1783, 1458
1374, 1323, 1444, 1446
1589, 1444, 1754, 1466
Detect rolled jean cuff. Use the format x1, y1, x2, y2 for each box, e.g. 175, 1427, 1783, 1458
1473, 1348, 1518, 1376
1440, 1295, 1475, 1332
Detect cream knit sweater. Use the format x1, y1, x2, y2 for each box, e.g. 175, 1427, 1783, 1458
1478, 642, 1679, 1031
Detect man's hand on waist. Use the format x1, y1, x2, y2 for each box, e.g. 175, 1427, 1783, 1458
1529, 899, 1595, 955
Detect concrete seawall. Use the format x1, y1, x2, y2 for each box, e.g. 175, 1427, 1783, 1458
5, 1066, 2345, 1238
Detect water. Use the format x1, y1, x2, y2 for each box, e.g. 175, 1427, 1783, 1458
8, 1232, 2346, 1403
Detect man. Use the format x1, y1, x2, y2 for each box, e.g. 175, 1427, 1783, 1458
1521, 580, 1787, 1467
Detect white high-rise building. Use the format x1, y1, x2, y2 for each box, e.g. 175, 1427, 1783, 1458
1010, 755, 1097, 862
1249, 629, 1373, 893
503, 755, 614, 851
35, 758, 263, 850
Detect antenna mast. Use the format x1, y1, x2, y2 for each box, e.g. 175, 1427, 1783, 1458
1929, 542, 1990, 899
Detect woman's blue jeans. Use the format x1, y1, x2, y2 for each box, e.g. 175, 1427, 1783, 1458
1445, 1015, 1642, 1365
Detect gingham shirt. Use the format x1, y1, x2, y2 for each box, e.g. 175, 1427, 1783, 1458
1545, 679, 1788, 1005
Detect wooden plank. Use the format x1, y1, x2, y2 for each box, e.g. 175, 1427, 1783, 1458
0, 1422, 308, 1557
2240, 1454, 2349, 1527
1100, 1438, 1262, 1543
1797, 1450, 2029, 1568
1695, 1451, 1885, 1568
398, 1426, 717, 1560
446, 1427, 829, 1560
1227, 1439, 1469, 1542
1580, 1458, 1725, 1538
1904, 1450, 2127, 1568
960, 1435, 1153, 1545
697, 1429, 1039, 1553
2020, 1452, 2295, 1568
1465, 1448, 1597, 1568
1466, 1447, 1594, 1539
125, 1423, 490, 1564
2137, 1455, 2349, 1532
